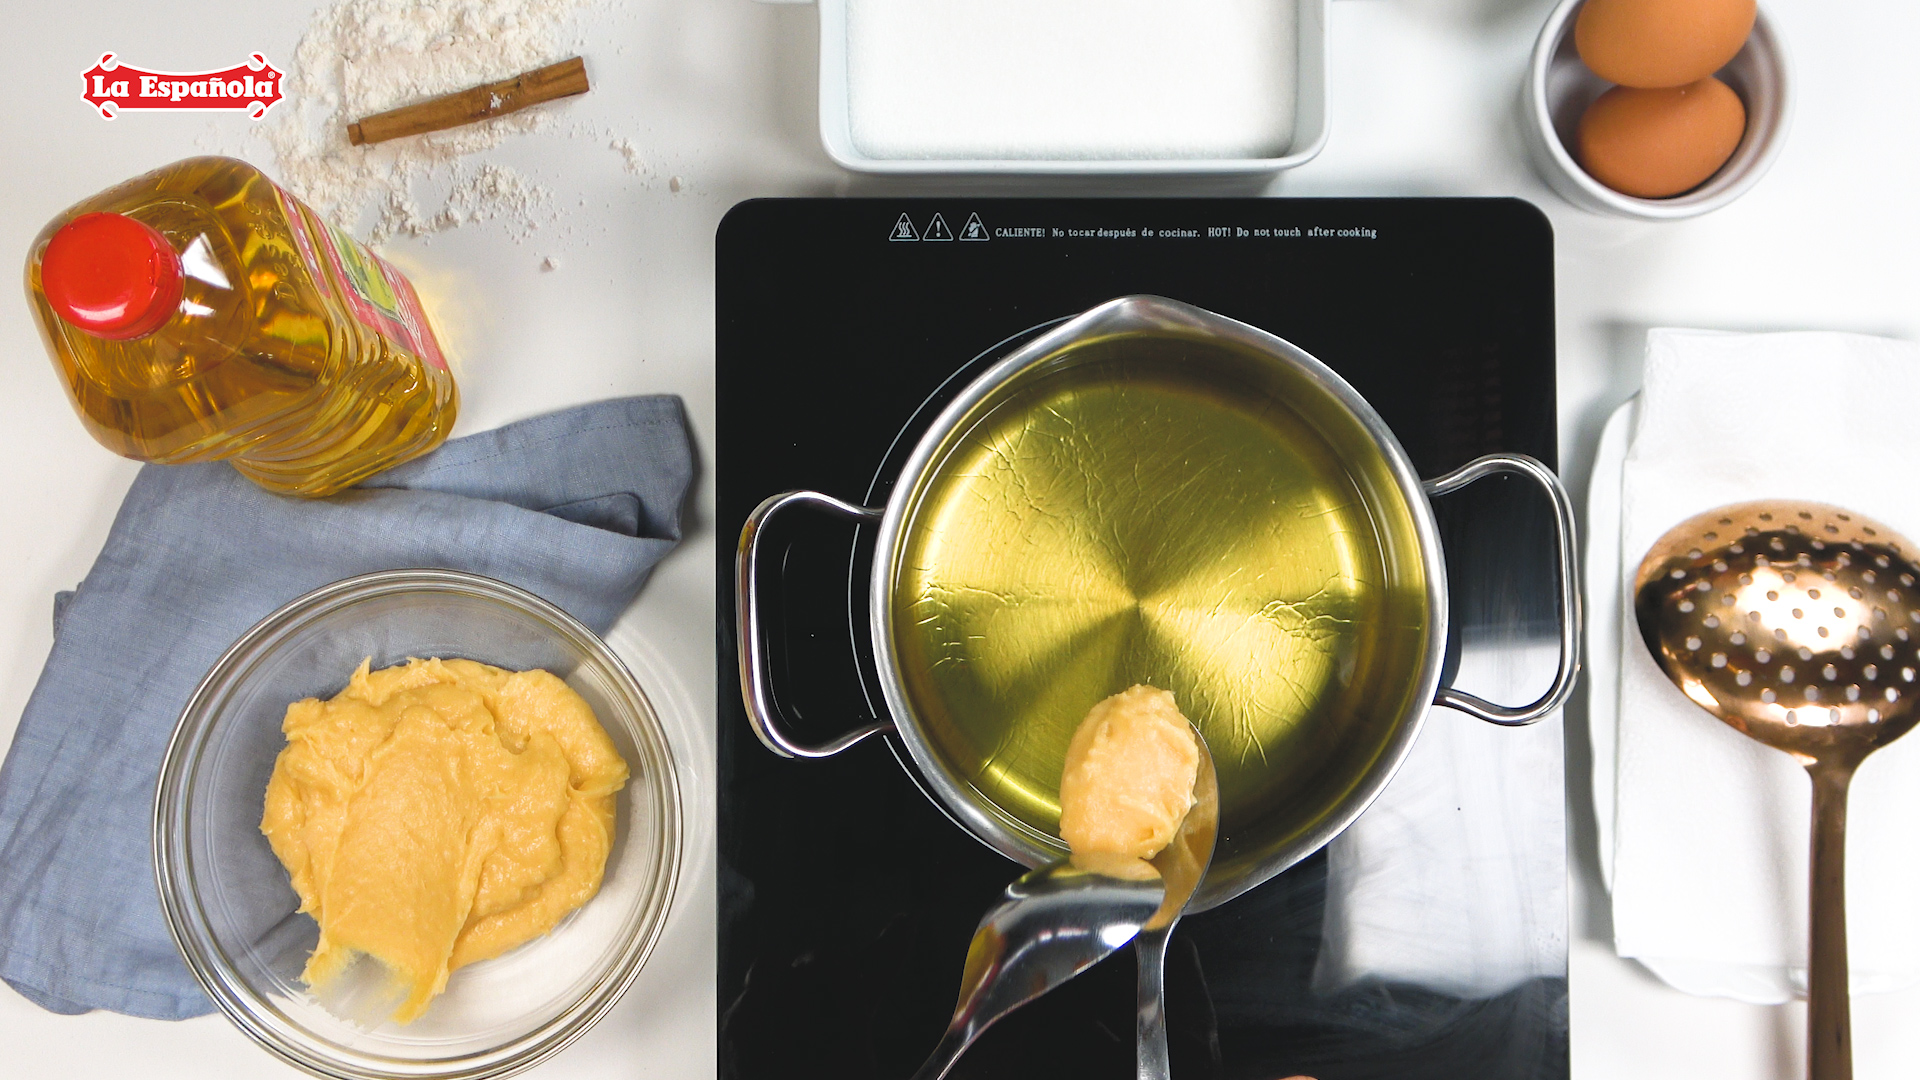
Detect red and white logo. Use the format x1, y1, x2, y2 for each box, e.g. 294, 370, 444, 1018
82, 53, 285, 120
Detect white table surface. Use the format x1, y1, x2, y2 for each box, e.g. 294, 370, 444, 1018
2, 1, 1915, 1077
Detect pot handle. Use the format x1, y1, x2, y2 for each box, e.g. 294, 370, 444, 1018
737, 490, 893, 758
1421, 453, 1583, 727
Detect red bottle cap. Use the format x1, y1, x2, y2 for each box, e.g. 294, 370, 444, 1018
40, 212, 184, 340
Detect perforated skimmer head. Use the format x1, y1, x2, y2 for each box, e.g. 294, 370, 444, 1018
1634, 501, 1920, 766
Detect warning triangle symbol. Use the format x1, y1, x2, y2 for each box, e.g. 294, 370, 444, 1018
923, 213, 955, 242
889, 213, 919, 241
959, 212, 989, 241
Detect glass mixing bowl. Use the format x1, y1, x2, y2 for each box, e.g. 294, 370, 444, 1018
153, 569, 682, 1080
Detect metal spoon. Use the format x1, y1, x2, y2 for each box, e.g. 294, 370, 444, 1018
1135, 732, 1220, 1080
1635, 501, 1920, 1080
908, 856, 1166, 1080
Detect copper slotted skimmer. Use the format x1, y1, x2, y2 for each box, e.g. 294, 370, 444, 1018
1634, 501, 1920, 1080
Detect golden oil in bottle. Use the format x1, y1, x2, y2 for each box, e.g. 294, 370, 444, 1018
24, 156, 457, 497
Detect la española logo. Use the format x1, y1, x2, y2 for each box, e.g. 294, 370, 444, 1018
82, 52, 285, 120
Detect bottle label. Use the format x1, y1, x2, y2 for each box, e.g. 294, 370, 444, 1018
276, 185, 449, 372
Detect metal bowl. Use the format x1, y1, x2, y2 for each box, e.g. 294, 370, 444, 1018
153, 569, 681, 1080
1521, 0, 1793, 220
739, 296, 1578, 910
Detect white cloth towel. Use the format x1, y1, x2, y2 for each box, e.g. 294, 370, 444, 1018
1608, 329, 1920, 1003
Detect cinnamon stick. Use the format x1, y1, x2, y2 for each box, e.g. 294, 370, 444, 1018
346, 57, 590, 146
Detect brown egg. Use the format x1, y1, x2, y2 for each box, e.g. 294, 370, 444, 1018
1576, 0, 1756, 88
1577, 77, 1746, 198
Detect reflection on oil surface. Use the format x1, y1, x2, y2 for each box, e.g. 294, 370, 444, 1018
893, 354, 1429, 854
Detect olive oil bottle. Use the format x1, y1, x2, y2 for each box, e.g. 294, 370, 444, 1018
24, 156, 457, 497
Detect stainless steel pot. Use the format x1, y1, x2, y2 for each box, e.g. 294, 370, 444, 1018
736, 295, 1579, 909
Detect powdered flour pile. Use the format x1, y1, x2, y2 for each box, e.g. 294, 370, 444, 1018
257, 0, 595, 242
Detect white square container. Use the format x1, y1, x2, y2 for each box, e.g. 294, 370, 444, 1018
760, 0, 1330, 175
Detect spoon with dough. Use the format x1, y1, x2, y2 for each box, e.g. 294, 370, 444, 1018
909, 686, 1213, 1080
1055, 686, 1218, 1080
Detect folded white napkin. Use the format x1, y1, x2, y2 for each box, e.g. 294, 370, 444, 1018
1609, 329, 1920, 1003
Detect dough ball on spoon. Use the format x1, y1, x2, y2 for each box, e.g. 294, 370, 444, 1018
1058, 685, 1200, 861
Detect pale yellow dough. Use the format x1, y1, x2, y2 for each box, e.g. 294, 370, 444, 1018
260, 657, 629, 1023
1057, 685, 1199, 861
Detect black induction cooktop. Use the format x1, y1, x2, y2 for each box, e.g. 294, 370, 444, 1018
715, 199, 1567, 1080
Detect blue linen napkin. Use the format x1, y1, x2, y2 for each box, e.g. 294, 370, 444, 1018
0, 396, 692, 1019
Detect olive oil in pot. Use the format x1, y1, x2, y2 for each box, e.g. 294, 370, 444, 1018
891, 354, 1431, 855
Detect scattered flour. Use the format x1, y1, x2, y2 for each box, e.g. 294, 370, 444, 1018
257, 0, 595, 243
609, 137, 645, 175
